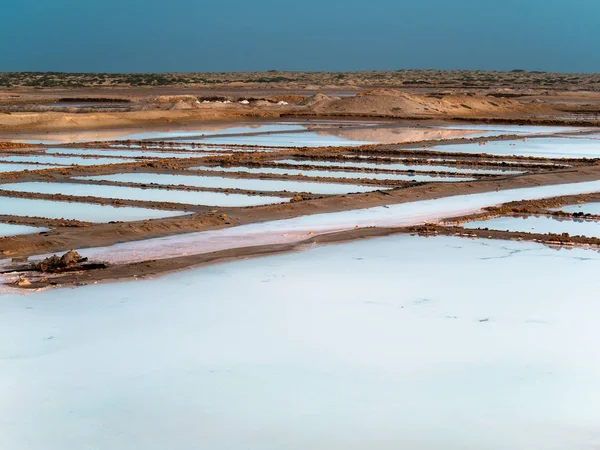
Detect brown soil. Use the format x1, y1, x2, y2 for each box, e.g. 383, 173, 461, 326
2, 84, 600, 135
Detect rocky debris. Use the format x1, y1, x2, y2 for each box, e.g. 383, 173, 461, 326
2, 250, 110, 275
14, 275, 31, 287
218, 213, 232, 225
290, 194, 304, 203
60, 250, 82, 266
37, 250, 86, 273
572, 211, 594, 218
410, 223, 440, 235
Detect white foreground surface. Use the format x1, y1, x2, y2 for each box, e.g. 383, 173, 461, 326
1, 235, 599, 450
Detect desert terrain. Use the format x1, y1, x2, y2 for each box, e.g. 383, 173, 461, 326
1, 70, 600, 287
3, 70, 600, 449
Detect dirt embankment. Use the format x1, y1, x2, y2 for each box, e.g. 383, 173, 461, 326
0, 88, 568, 134
0, 108, 283, 133
304, 89, 552, 117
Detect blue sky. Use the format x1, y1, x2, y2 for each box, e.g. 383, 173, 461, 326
2, 0, 599, 73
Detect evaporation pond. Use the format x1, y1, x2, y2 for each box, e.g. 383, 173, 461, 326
464, 215, 600, 237
0, 155, 135, 166
1, 236, 600, 450
122, 123, 306, 140
0, 223, 49, 237
552, 202, 600, 216
0, 163, 59, 173
428, 137, 600, 159
75, 173, 383, 195
275, 159, 522, 175
200, 166, 472, 182
0, 196, 187, 222
198, 132, 374, 147
441, 124, 578, 136
48, 149, 220, 159
0, 182, 285, 207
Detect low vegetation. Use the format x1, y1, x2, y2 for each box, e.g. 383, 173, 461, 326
1, 70, 600, 90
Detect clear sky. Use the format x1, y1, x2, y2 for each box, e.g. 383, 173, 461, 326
2, 0, 599, 73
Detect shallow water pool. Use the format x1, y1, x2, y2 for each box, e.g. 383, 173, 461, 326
463, 215, 600, 237
0, 223, 49, 237
200, 165, 473, 182
429, 137, 600, 159
0, 163, 59, 173
275, 159, 522, 175
48, 148, 220, 159
552, 202, 600, 216
0, 155, 136, 166
0, 196, 187, 222
199, 131, 374, 147
0, 182, 286, 208
441, 124, 579, 136
76, 173, 384, 195
123, 123, 307, 141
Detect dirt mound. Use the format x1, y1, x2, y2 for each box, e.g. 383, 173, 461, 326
251, 100, 273, 107
169, 100, 198, 110
152, 95, 198, 104
306, 88, 548, 117
299, 93, 331, 106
